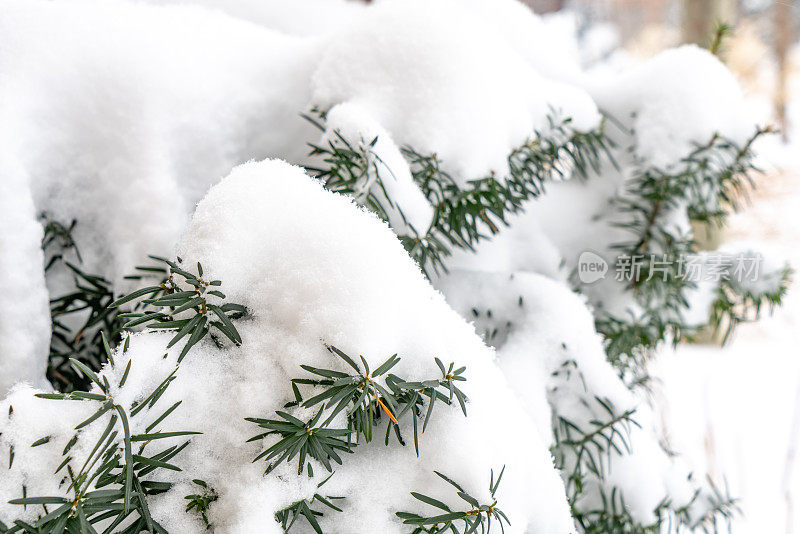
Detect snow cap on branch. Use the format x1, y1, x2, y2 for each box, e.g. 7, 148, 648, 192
312, 0, 600, 182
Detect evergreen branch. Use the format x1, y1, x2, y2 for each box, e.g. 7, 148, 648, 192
303, 112, 397, 226
247, 346, 468, 483
688, 476, 740, 532
553, 399, 638, 504
305, 110, 611, 277
601, 126, 777, 365
110, 258, 246, 363
596, 310, 696, 380
246, 407, 353, 476
403, 116, 611, 276
41, 216, 167, 392
41, 216, 82, 269
573, 488, 653, 534
274, 474, 344, 533
184, 479, 218, 530
552, 363, 738, 533
396, 467, 510, 533
710, 264, 792, 343
7, 341, 198, 533
708, 21, 733, 57
655, 475, 739, 534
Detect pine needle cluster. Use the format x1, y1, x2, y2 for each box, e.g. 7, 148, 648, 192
3, 336, 200, 533
246, 345, 476, 532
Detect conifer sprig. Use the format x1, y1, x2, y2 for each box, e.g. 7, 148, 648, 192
110, 258, 246, 362
246, 408, 353, 476
247, 346, 468, 475
303, 113, 398, 226
710, 264, 792, 343
246, 346, 468, 462
552, 398, 638, 504
47, 261, 123, 392
245, 347, 471, 532
573, 487, 649, 534
41, 217, 81, 269
548, 359, 647, 528
275, 474, 344, 533
708, 21, 733, 58
402, 116, 611, 275
551, 362, 738, 533
184, 479, 218, 530
298, 345, 404, 443
286, 346, 468, 454
4, 338, 199, 533
396, 468, 510, 533
654, 475, 739, 534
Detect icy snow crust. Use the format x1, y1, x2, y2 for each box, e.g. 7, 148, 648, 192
0, 0, 761, 530
1, 161, 576, 533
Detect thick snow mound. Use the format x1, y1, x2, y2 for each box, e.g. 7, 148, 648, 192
312, 0, 599, 181
0, 160, 575, 533
0, 0, 603, 394
590, 45, 754, 169
0, 0, 318, 286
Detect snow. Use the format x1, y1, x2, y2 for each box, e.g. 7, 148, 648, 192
436, 270, 698, 525
0, 0, 601, 395
0, 384, 99, 517
0, 0, 319, 285
141, 0, 366, 37
0, 0, 600, 293
589, 45, 756, 169
320, 103, 434, 236
0, 0, 774, 530
0, 0, 319, 394
651, 151, 800, 532
0, 162, 51, 396
1, 160, 576, 533
442, 44, 764, 323
312, 0, 600, 182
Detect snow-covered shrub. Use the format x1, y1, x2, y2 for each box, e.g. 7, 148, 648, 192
1, 161, 578, 532
0, 0, 789, 532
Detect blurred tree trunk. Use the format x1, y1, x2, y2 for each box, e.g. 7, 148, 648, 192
775, 0, 793, 142
685, 0, 736, 261
682, 0, 736, 47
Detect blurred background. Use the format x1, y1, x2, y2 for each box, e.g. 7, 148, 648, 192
512, 0, 800, 532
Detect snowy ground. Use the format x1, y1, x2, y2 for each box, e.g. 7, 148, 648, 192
655, 152, 800, 533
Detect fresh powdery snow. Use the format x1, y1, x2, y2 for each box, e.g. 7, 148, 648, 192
310, 0, 600, 181
588, 44, 756, 169
1, 161, 576, 533
0, 0, 599, 393
450, 44, 765, 321
321, 103, 435, 236
0, 164, 51, 395
0, 0, 774, 531
436, 271, 698, 525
